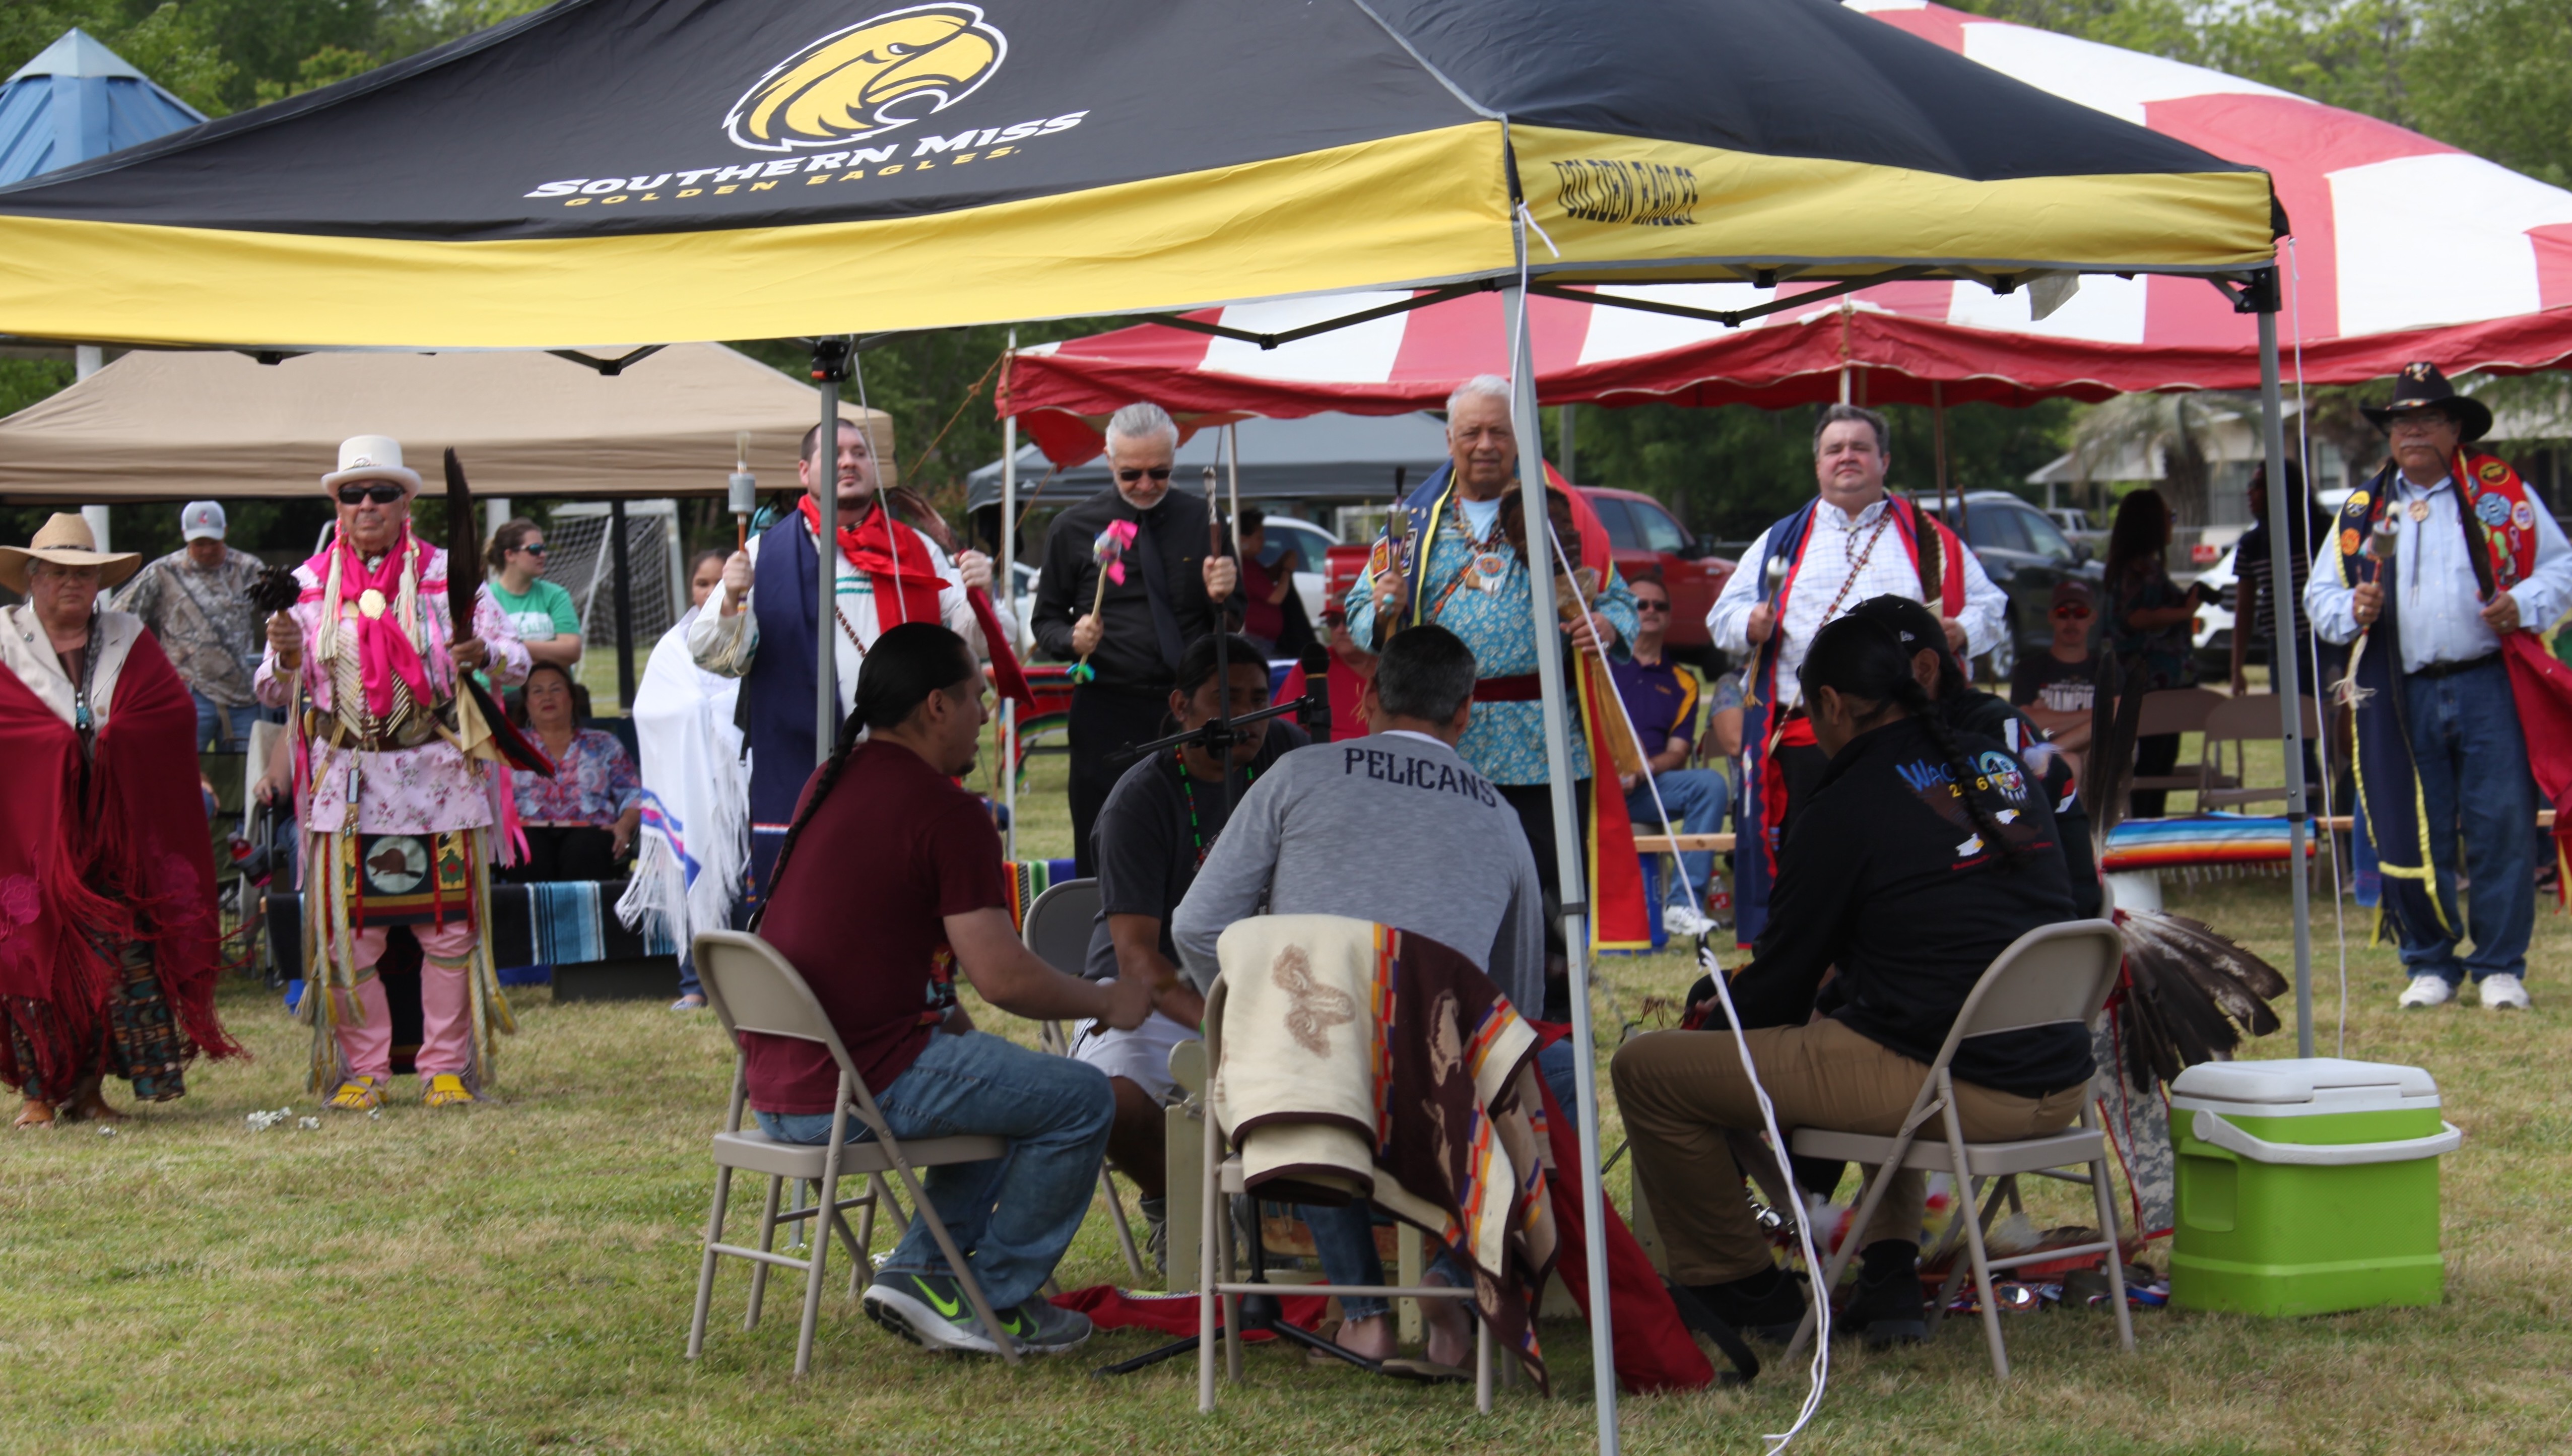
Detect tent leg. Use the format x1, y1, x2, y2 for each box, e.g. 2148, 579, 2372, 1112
811, 342, 846, 768
2254, 288, 2316, 1056
1001, 345, 1019, 863
610, 497, 636, 711
1505, 250, 1618, 1451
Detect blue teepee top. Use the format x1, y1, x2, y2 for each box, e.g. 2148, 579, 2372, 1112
0, 28, 208, 187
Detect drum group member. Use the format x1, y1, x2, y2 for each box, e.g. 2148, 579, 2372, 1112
0, 515, 239, 1127
2309, 363, 2572, 1011
1609, 567, 1729, 938
1343, 375, 1637, 1013
1613, 615, 2088, 1347
1709, 403, 2005, 944
505, 662, 641, 882
1074, 632, 1302, 1269
692, 417, 998, 907
256, 435, 532, 1110
1173, 625, 1545, 1374
746, 623, 1155, 1357
1029, 402, 1239, 876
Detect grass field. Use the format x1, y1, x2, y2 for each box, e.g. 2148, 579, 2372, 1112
6, 747, 2567, 1454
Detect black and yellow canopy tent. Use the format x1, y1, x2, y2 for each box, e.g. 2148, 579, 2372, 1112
0, 1, 2292, 1441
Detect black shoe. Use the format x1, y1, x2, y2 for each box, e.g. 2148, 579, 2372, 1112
1685, 1268, 1807, 1342
1842, 1266, 1928, 1347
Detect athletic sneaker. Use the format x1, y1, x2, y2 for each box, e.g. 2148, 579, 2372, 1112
1663, 903, 1717, 940
2477, 973, 2532, 1010
863, 1271, 997, 1355
2396, 976, 2456, 1009
992, 1297, 1095, 1355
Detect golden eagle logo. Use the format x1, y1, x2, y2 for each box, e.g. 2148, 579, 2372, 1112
726, 4, 1006, 153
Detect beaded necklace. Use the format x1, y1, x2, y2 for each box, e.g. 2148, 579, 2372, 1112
1175, 747, 1261, 868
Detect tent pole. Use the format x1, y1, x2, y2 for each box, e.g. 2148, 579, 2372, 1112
815, 347, 841, 768
2256, 291, 2316, 1056
1932, 380, 1951, 516
1001, 331, 1018, 863
1506, 239, 1619, 1451
610, 496, 636, 710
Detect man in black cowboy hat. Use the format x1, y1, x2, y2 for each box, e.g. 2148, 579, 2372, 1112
2306, 363, 2572, 1012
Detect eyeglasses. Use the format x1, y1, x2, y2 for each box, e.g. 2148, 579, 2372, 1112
1633, 599, 1671, 614
2052, 605, 2092, 621
335, 483, 404, 506
512, 542, 549, 557
1116, 467, 1174, 484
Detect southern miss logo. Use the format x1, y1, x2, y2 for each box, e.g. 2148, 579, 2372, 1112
726, 4, 1007, 153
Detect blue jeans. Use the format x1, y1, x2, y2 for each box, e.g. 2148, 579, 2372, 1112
2401, 657, 2535, 983
754, 1029, 1115, 1309
1297, 1202, 1473, 1323
193, 691, 258, 752
1626, 768, 1730, 907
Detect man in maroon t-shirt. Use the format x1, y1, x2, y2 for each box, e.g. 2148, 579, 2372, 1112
748, 623, 1154, 1357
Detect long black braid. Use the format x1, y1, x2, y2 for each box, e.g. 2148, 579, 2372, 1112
1801, 615, 2023, 868
750, 622, 977, 931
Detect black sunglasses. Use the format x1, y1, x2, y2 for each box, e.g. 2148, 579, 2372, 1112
512, 542, 549, 557
335, 483, 405, 506
1633, 598, 1671, 612
1116, 467, 1174, 483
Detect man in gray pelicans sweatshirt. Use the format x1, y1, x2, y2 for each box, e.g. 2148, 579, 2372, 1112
1170, 624, 1546, 1017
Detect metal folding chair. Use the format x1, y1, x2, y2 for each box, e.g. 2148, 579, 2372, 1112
1782, 919, 2136, 1379
1017, 877, 1151, 1283
686, 930, 1021, 1373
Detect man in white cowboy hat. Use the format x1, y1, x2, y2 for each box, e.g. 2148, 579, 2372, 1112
254, 435, 532, 1109
112, 500, 270, 752
0, 515, 242, 1127
2308, 362, 2572, 1012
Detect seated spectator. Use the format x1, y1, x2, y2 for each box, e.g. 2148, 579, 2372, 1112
1077, 632, 1303, 1271
749, 623, 1154, 1357
485, 517, 583, 670
1173, 624, 1545, 1374
1611, 615, 2089, 1347
1609, 568, 1731, 938
2010, 579, 2100, 754
1234, 509, 1295, 654
506, 663, 640, 882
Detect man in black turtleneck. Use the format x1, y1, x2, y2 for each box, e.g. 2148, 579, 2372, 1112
1030, 403, 1238, 875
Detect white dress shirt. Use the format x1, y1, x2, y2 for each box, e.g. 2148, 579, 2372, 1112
1707, 495, 2008, 708
2304, 469, 2572, 674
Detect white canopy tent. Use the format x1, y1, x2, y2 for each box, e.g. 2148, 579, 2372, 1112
0, 342, 890, 504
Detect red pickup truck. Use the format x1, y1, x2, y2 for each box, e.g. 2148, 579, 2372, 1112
1322, 486, 1734, 662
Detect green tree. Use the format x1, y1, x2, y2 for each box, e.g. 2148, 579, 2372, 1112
2409, 0, 2572, 187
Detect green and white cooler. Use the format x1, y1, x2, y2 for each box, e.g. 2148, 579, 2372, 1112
2168, 1058, 2460, 1316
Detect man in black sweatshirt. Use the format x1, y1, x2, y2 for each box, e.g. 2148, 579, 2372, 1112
1611, 614, 2092, 1346
1028, 403, 1237, 875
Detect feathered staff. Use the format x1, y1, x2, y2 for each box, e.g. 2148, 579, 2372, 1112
443, 448, 553, 775
2080, 646, 2289, 1086
1068, 519, 1136, 684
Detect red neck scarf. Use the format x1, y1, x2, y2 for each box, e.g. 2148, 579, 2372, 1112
798, 495, 948, 627
308, 525, 436, 720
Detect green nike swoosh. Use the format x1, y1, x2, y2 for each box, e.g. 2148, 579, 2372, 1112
910, 1276, 965, 1319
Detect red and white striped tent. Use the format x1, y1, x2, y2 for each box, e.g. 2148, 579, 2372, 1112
1004, 0, 2572, 465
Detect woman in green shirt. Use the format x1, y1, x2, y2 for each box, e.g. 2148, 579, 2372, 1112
484, 517, 583, 670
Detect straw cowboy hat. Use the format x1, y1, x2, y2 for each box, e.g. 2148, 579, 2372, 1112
321, 434, 424, 496
2362, 361, 2492, 444
0, 513, 142, 595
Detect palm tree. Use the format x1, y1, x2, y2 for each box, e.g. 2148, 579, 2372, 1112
2071, 392, 2231, 526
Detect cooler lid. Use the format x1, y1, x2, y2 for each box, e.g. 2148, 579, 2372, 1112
2168, 1057, 2439, 1107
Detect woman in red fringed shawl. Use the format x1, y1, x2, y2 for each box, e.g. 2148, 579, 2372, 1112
0, 514, 239, 1127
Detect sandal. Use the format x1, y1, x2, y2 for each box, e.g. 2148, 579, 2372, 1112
1378, 1357, 1473, 1384
421, 1073, 476, 1109
325, 1077, 385, 1111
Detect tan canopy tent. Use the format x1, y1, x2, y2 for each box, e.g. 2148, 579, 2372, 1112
0, 342, 891, 504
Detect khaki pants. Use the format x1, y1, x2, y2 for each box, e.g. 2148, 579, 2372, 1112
1611, 1019, 2086, 1284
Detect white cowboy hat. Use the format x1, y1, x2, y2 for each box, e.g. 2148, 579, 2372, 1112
320, 434, 424, 496
0, 512, 143, 595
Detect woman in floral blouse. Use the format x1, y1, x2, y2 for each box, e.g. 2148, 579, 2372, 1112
507, 662, 641, 881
